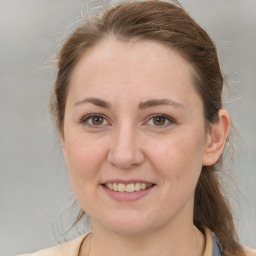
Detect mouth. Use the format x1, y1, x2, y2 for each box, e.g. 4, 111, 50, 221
103, 182, 155, 193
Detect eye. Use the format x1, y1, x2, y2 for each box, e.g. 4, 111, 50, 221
80, 114, 110, 128
146, 114, 176, 128
152, 116, 167, 126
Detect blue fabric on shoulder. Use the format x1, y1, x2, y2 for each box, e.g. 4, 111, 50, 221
212, 232, 223, 256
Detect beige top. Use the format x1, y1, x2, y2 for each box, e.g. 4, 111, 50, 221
18, 228, 256, 256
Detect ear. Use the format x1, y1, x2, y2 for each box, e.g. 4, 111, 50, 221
60, 134, 67, 160
202, 109, 230, 166
62, 143, 67, 160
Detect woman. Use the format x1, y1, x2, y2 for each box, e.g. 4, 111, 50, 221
19, 1, 255, 255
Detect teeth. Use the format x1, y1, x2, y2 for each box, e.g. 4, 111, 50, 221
134, 183, 141, 191
126, 183, 134, 192
117, 183, 125, 192
105, 183, 152, 193
113, 183, 118, 191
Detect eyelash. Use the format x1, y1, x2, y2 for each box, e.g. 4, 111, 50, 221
80, 114, 111, 128
145, 114, 176, 128
80, 113, 176, 128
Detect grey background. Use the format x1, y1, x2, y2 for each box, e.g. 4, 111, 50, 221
0, 0, 255, 255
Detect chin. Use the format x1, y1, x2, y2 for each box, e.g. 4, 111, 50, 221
107, 223, 153, 235
96, 211, 157, 235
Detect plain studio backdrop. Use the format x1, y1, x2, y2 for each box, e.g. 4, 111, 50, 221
0, 0, 255, 255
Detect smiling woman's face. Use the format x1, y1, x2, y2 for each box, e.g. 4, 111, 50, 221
62, 39, 212, 235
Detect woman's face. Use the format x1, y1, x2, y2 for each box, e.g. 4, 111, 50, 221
62, 39, 212, 234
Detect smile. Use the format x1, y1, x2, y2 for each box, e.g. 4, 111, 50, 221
104, 183, 154, 193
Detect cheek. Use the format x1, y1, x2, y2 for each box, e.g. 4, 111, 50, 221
63, 134, 109, 212
63, 133, 108, 183
145, 131, 205, 188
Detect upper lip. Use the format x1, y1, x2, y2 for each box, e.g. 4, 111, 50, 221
101, 179, 155, 185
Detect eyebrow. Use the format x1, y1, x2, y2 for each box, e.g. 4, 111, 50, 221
74, 97, 184, 110
138, 99, 184, 109
74, 97, 111, 109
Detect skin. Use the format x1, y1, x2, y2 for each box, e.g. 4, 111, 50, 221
62, 39, 230, 256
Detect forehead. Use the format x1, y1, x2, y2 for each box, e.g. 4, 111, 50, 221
68, 39, 199, 105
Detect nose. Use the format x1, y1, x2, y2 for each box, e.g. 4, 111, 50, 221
107, 124, 145, 169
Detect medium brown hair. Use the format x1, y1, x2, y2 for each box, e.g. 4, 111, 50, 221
51, 1, 244, 255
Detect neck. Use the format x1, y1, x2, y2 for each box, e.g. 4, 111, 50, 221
81, 222, 205, 256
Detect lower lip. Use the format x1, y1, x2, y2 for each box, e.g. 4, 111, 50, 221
101, 185, 155, 201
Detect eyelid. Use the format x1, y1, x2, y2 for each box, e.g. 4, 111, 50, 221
145, 113, 177, 127
80, 113, 111, 127
79, 113, 176, 128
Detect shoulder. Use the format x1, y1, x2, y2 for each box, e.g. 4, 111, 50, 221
17, 233, 89, 256
244, 246, 256, 256
204, 227, 256, 256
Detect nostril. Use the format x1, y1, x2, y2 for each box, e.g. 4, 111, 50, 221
107, 147, 144, 169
